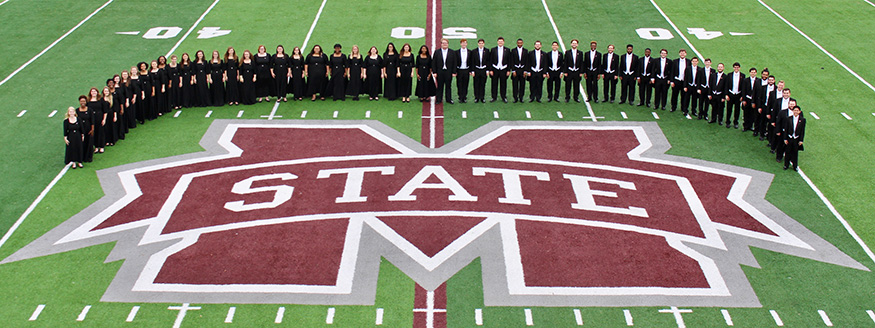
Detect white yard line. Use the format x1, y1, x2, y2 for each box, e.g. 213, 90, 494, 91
0, 164, 70, 250
302, 0, 329, 50
165, 0, 221, 57
0, 0, 11, 7
758, 0, 875, 94
865, 0, 875, 7
0, 0, 114, 87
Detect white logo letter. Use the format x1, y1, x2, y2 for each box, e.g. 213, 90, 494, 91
223, 173, 297, 212
564, 174, 648, 217
317, 166, 395, 203
389, 166, 478, 202
472, 167, 549, 205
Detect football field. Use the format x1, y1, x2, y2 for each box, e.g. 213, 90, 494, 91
1, 0, 874, 327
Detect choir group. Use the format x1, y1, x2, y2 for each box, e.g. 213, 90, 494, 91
62, 37, 807, 171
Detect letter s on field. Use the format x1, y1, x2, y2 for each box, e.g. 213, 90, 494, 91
223, 173, 297, 212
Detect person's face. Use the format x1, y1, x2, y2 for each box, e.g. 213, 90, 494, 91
778, 81, 784, 89
351, 46, 358, 55
783, 89, 790, 98
258, 46, 265, 53
679, 50, 686, 58
644, 49, 651, 57
68, 107, 76, 117
315, 46, 322, 54
151, 61, 158, 69
750, 69, 757, 77
277, 46, 284, 54
334, 46, 341, 53
79, 98, 87, 107
792, 107, 801, 116
626, 46, 633, 54
460, 40, 467, 49
114, 76, 120, 83
103, 88, 110, 96
171, 56, 178, 64
498, 39, 504, 47
534, 42, 541, 50
691, 58, 698, 66
733, 65, 740, 72
441, 40, 448, 49
516, 40, 523, 47
552, 43, 559, 51
589, 42, 596, 51
90, 89, 98, 98
768, 77, 775, 85
183, 54, 189, 61
660, 50, 667, 58
478, 40, 484, 48
762, 71, 769, 79
717, 63, 724, 72
607, 45, 614, 53
704, 60, 711, 67
789, 100, 797, 108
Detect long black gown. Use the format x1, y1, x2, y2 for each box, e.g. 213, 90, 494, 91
64, 118, 84, 165
87, 99, 106, 148
240, 60, 256, 105
305, 53, 328, 97
119, 82, 131, 136
157, 67, 169, 114
328, 53, 347, 100
77, 106, 95, 162
225, 58, 239, 104
271, 54, 290, 98
415, 55, 436, 98
180, 63, 194, 108
383, 52, 399, 100
399, 54, 414, 98
346, 55, 363, 98
148, 70, 160, 119
138, 72, 150, 123
209, 60, 225, 106
194, 61, 210, 107
365, 55, 384, 98
128, 77, 140, 129
110, 90, 123, 142
167, 64, 180, 109
290, 56, 305, 99
254, 53, 272, 98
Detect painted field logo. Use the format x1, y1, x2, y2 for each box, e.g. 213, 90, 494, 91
4, 121, 864, 307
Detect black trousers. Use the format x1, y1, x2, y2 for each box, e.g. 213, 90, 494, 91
490, 69, 509, 100
456, 69, 470, 101
670, 79, 685, 110
710, 95, 725, 123
619, 74, 636, 103
580, 71, 594, 100
742, 97, 756, 130
435, 70, 453, 102
698, 91, 711, 119
637, 76, 652, 105
473, 69, 488, 100
784, 138, 800, 168
512, 68, 527, 101
547, 71, 562, 100
529, 72, 544, 101
685, 85, 698, 115
602, 73, 617, 101
755, 106, 770, 136
725, 94, 742, 125
653, 78, 669, 109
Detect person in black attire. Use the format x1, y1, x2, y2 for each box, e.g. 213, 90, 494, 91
137, 62, 150, 123
102, 85, 118, 145
76, 95, 95, 163
651, 49, 671, 110
383, 43, 400, 101
254, 45, 273, 102
708, 63, 728, 124
432, 38, 457, 104
238, 50, 256, 105
510, 38, 528, 103
454, 39, 471, 103
64, 107, 85, 169
271, 45, 290, 102
108, 80, 123, 143
742, 67, 760, 132
602, 44, 619, 103
782, 103, 805, 171
489, 37, 511, 102
208, 50, 226, 106
224, 47, 240, 105
127, 66, 140, 129
545, 41, 563, 102
347, 45, 364, 101
305, 44, 329, 101
290, 46, 306, 101
180, 53, 194, 108
471, 39, 489, 103
415, 45, 435, 102
328, 44, 348, 101
147, 62, 161, 119
526, 40, 546, 102
167, 55, 181, 110
618, 44, 638, 105
86, 87, 106, 153
114, 74, 129, 139
637, 48, 653, 107
193, 50, 210, 107
157, 56, 170, 114
578, 40, 595, 103
364, 46, 384, 100
398, 43, 415, 103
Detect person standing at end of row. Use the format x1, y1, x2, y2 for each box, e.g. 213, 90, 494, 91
602, 44, 619, 103
432, 38, 457, 104
526, 40, 546, 103
64, 106, 85, 169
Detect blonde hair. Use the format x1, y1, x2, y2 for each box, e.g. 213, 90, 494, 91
103, 86, 113, 107
64, 106, 77, 119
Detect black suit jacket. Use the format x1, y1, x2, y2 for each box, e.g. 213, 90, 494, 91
619, 53, 639, 77
511, 47, 528, 70
602, 52, 619, 75
651, 57, 673, 81
580, 49, 598, 74
490, 46, 512, 71
684, 66, 701, 88
432, 48, 457, 74
638, 56, 654, 79
545, 50, 564, 73
455, 48, 472, 70
771, 96, 796, 123
758, 83, 778, 109
725, 72, 746, 96
697, 67, 716, 92
783, 115, 806, 144
742, 77, 760, 104
709, 71, 728, 96
670, 58, 692, 83
527, 49, 547, 73
472, 47, 490, 70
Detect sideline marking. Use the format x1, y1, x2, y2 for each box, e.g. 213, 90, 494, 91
275, 307, 285, 323
0, 164, 69, 250
0, 0, 114, 87
413, 289, 446, 328
623, 309, 634, 326
658, 306, 692, 328
621, 111, 628, 119
236, 110, 243, 118
769, 310, 784, 326
326, 307, 335, 324
647, 0, 703, 58
758, 0, 875, 94
818, 310, 833, 326
375, 308, 384, 325
165, 0, 221, 57
366, 110, 371, 118
841, 112, 852, 120
462, 110, 467, 118
169, 303, 200, 328
867, 310, 875, 323
475, 308, 483, 325
261, 102, 281, 120
524, 308, 534, 326
866, 0, 875, 8
174, 110, 182, 118
573, 309, 583, 325
0, 0, 10, 7
556, 111, 563, 118
652, 111, 660, 119
398, 111, 403, 118
301, 110, 308, 118
205, 110, 213, 118
29, 304, 45, 321
721, 309, 734, 326
809, 112, 820, 120
126, 306, 140, 322
225, 306, 236, 323
333, 110, 339, 118
798, 167, 875, 265
17, 110, 26, 117
77, 305, 91, 321
301, 0, 328, 49
493, 111, 499, 119
525, 111, 531, 118
48, 110, 57, 117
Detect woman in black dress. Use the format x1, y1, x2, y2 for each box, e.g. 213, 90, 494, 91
271, 45, 291, 102
157, 56, 170, 114
168, 55, 181, 110
148, 61, 162, 119
64, 107, 85, 169
87, 87, 106, 153
127, 67, 140, 129
383, 43, 399, 101
137, 62, 150, 124
224, 47, 240, 105
208, 50, 225, 106
180, 53, 194, 108
364, 46, 384, 100
254, 45, 272, 102
76, 95, 95, 163
289, 47, 306, 101
113, 74, 128, 139
346, 45, 364, 101
398, 43, 415, 103
239, 50, 257, 105
102, 86, 118, 146
305, 45, 329, 101
193, 50, 210, 107
110, 77, 125, 142
328, 44, 347, 101
415, 45, 436, 102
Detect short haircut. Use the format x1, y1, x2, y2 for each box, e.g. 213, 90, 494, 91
590, 41, 597, 45
660, 49, 668, 53
783, 88, 791, 92
691, 56, 699, 61
762, 68, 769, 74
477, 39, 485, 43
552, 41, 559, 45
78, 95, 87, 101
750, 67, 757, 72
679, 49, 686, 53
571, 39, 579, 43
626, 44, 633, 48
768, 75, 776, 80
460, 39, 468, 43
517, 38, 523, 42
733, 62, 740, 67
644, 48, 651, 51
497, 37, 504, 41
534, 40, 541, 44
704, 58, 711, 62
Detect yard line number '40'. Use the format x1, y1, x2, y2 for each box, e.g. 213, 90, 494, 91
139, 26, 232, 39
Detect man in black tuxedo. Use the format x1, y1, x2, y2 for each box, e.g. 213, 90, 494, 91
684, 57, 700, 117
526, 40, 547, 102
724, 62, 745, 129
618, 44, 638, 105
756, 73, 776, 139
670, 49, 691, 112
545, 41, 563, 102
782, 103, 805, 171
489, 37, 511, 102
708, 62, 727, 124
602, 44, 619, 103
637, 48, 653, 107
696, 58, 715, 120
580, 40, 599, 102
471, 39, 490, 103
771, 87, 796, 159
651, 49, 671, 110
455, 39, 472, 103
510, 38, 528, 103
432, 38, 457, 104
742, 67, 760, 132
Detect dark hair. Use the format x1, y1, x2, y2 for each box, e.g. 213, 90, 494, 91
704, 58, 711, 62
749, 67, 757, 72
733, 62, 741, 67
552, 41, 559, 46
626, 44, 633, 48
762, 68, 769, 74
783, 88, 791, 93
517, 38, 523, 42
497, 37, 504, 41
478, 38, 485, 43
659, 48, 668, 53
418, 45, 430, 57
644, 48, 651, 51
384, 42, 396, 56
691, 56, 699, 61
78, 95, 87, 102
